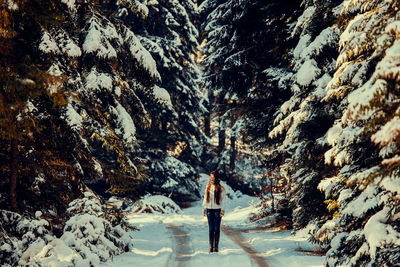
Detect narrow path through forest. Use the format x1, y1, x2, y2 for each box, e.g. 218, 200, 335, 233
102, 175, 324, 267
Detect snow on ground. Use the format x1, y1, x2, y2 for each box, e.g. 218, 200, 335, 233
102, 174, 324, 267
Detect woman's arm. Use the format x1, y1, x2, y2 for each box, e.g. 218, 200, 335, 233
202, 186, 207, 216
221, 187, 226, 216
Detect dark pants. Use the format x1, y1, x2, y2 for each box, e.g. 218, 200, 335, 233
206, 208, 221, 251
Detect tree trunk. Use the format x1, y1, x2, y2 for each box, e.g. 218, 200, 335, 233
204, 112, 211, 138
161, 117, 167, 132
229, 134, 236, 170
10, 138, 18, 210
218, 128, 225, 153
270, 175, 275, 212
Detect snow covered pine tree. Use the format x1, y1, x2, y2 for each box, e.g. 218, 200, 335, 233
316, 0, 400, 266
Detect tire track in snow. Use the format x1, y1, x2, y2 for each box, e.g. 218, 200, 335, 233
222, 225, 269, 267
166, 224, 193, 267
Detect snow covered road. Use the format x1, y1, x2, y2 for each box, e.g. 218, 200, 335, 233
101, 175, 325, 267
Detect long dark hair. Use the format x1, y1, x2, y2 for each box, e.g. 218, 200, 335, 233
206, 170, 222, 205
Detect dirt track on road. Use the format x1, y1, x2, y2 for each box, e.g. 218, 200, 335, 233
222, 224, 269, 267
166, 224, 194, 267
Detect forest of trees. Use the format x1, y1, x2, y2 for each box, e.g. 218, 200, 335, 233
1, 0, 399, 266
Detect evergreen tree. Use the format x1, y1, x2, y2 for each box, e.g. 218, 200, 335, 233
0, 0, 163, 213
315, 1, 400, 265
268, 0, 342, 229
0, 0, 82, 211
116, 0, 207, 200
37, 1, 162, 197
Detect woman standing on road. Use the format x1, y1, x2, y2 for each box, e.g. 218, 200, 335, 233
202, 170, 227, 253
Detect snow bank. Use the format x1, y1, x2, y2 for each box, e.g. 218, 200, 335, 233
19, 191, 134, 267
132, 194, 181, 214
20, 238, 84, 267
1, 210, 54, 266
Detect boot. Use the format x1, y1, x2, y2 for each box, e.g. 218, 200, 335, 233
214, 231, 220, 253
209, 231, 214, 253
